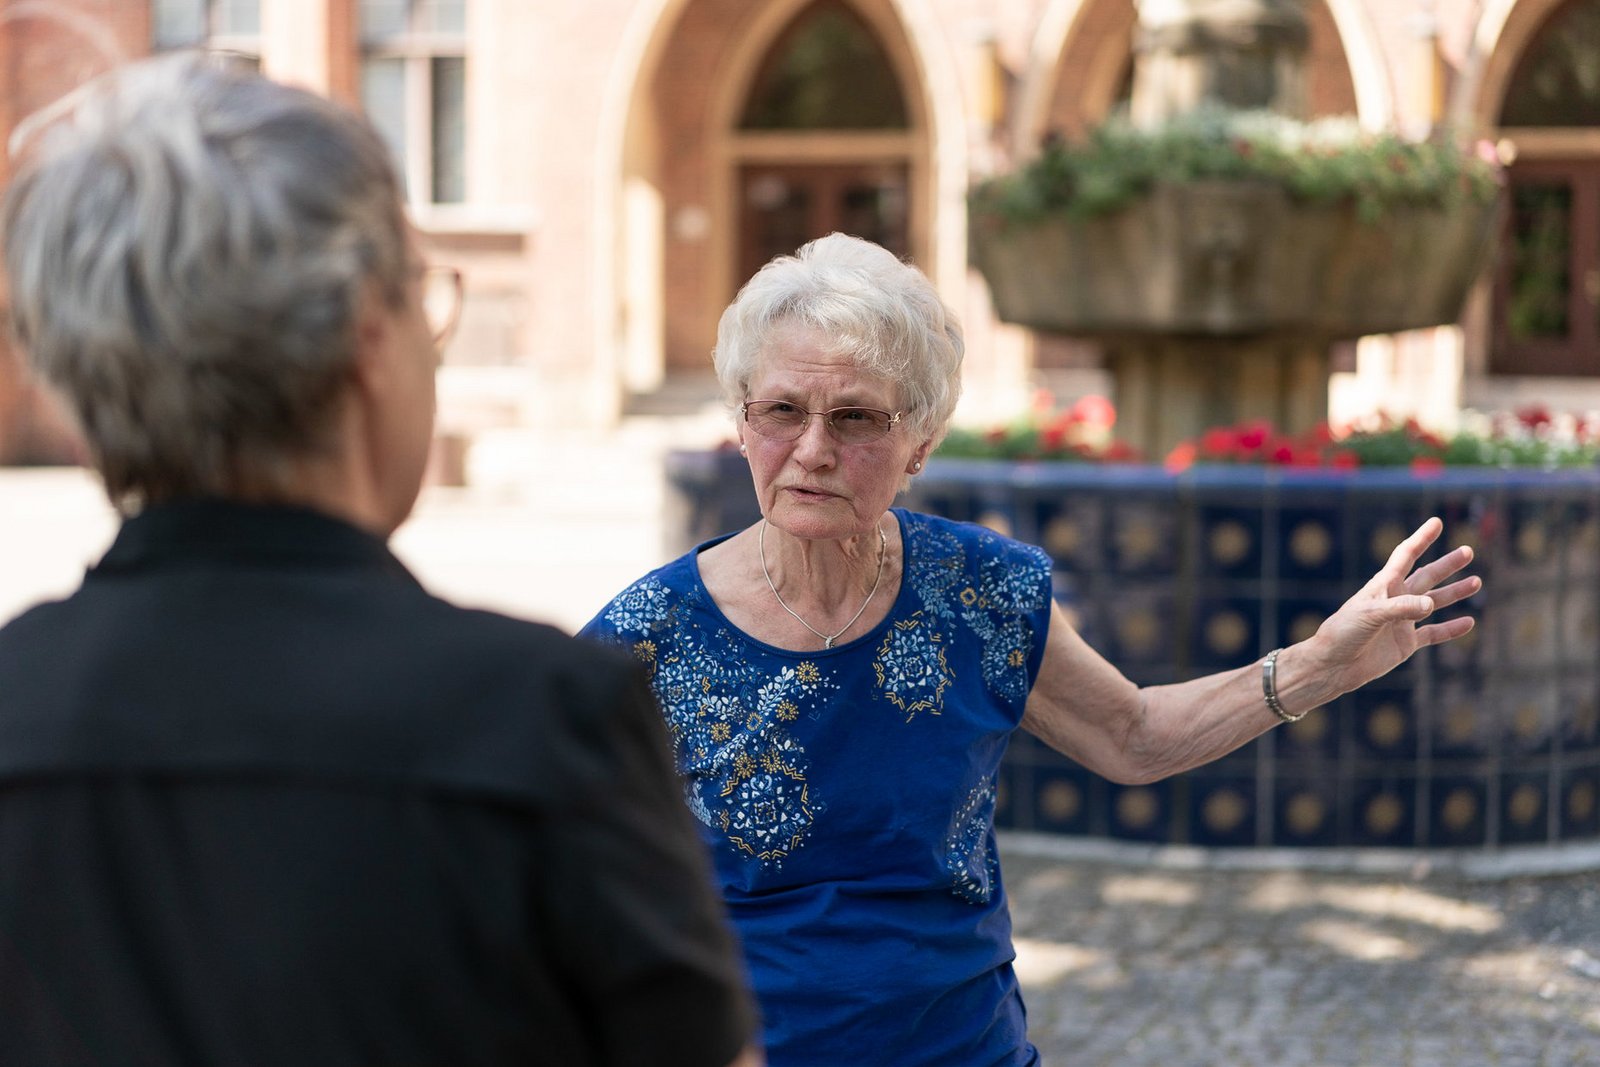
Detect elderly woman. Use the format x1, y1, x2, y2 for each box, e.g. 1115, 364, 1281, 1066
582, 233, 1478, 1066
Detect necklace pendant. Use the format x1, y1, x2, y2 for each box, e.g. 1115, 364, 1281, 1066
824, 636, 836, 649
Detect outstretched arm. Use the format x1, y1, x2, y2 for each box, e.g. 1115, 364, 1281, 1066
1021, 517, 1480, 785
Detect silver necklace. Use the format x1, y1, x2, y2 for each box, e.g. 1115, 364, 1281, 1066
759, 520, 887, 649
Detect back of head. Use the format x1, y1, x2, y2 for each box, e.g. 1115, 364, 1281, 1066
713, 232, 964, 442
2, 52, 409, 510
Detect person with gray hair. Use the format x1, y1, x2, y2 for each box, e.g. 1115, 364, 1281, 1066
0, 53, 759, 1067
582, 231, 1480, 1065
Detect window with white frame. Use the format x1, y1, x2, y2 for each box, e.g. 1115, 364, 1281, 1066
359, 0, 467, 205
152, 0, 262, 65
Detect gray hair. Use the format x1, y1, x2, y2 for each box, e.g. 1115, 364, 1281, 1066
2, 52, 409, 509
713, 233, 963, 444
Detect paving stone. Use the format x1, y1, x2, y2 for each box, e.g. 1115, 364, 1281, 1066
1003, 845, 1600, 1066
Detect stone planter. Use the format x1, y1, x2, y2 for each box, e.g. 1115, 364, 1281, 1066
969, 181, 1500, 340
666, 449, 1600, 851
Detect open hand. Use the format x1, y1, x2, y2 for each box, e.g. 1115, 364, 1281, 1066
1307, 517, 1480, 697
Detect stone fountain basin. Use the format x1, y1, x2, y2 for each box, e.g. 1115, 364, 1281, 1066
970, 180, 1500, 339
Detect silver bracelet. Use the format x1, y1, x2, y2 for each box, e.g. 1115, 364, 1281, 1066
1262, 647, 1307, 724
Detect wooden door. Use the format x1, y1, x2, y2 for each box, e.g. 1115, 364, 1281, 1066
1492, 160, 1600, 376
737, 162, 910, 291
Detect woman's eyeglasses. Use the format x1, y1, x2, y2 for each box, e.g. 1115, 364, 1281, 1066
741, 400, 902, 445
419, 264, 464, 348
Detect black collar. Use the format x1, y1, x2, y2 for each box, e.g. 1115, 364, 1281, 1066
92, 498, 420, 585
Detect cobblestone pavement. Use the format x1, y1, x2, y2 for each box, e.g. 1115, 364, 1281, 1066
1003, 843, 1600, 1066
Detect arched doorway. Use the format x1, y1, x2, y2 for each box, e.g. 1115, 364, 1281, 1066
721, 0, 925, 302
732, 2, 914, 286
1489, 0, 1600, 376
615, 0, 953, 390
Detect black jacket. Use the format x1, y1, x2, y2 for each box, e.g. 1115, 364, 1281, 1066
0, 499, 754, 1067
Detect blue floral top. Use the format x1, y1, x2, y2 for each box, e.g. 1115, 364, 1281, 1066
581, 509, 1053, 1067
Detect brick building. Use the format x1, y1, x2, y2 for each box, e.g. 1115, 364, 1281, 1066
0, 0, 1597, 465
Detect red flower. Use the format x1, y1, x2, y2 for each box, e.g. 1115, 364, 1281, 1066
1410, 456, 1445, 475
1330, 450, 1361, 469
1165, 441, 1198, 473
1069, 394, 1116, 429
1270, 443, 1296, 465
1044, 408, 1080, 434
1201, 427, 1235, 458
1235, 421, 1272, 452
1517, 405, 1553, 430
1288, 447, 1324, 468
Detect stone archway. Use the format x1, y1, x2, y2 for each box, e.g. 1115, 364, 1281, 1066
600, 0, 962, 390
1020, 0, 1365, 149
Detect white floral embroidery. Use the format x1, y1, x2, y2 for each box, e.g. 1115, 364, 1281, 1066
874, 612, 953, 721
946, 779, 998, 904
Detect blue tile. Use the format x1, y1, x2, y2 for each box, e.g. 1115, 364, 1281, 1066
1194, 504, 1263, 580
1557, 765, 1599, 840
1350, 777, 1417, 847
1560, 683, 1600, 751
1428, 775, 1489, 846
1499, 772, 1552, 845
1106, 781, 1172, 842
1273, 772, 1341, 846
1031, 491, 1106, 573
1108, 496, 1180, 577
1431, 675, 1493, 759
1102, 584, 1177, 667
1274, 697, 1341, 759
1277, 504, 1344, 583
1350, 686, 1419, 760
1188, 597, 1260, 670
1031, 765, 1097, 836
1188, 776, 1257, 846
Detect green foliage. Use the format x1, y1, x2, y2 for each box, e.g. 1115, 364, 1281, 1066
970, 109, 1503, 226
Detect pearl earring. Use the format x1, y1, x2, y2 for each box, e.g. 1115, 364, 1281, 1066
739, 443, 748, 455
912, 460, 922, 472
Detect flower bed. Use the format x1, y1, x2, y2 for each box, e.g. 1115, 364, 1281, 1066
937, 398, 1600, 473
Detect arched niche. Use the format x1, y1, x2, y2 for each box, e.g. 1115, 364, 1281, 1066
607, 0, 943, 380
1485, 0, 1600, 378
1023, 0, 1360, 147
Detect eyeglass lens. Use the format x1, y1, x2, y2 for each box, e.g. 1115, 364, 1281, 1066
744, 401, 895, 444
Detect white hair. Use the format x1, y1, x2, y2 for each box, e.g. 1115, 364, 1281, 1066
713, 233, 964, 444
2, 52, 409, 509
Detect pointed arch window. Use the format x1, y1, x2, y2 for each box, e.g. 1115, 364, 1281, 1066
1493, 0, 1600, 375
1500, 0, 1600, 127
739, 1, 908, 131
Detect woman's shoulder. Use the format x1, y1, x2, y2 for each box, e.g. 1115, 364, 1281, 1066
898, 508, 1051, 574
580, 546, 706, 641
